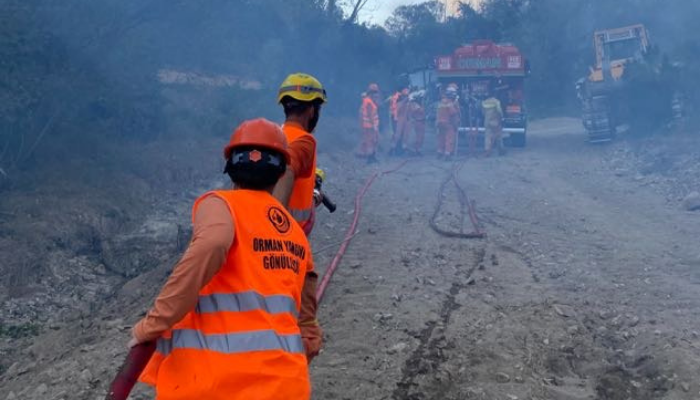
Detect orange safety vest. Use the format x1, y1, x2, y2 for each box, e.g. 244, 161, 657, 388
360, 97, 379, 130
282, 123, 317, 227
140, 190, 312, 400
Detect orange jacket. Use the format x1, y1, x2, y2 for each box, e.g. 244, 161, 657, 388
360, 96, 379, 130
141, 190, 312, 400
437, 98, 460, 128
283, 123, 317, 228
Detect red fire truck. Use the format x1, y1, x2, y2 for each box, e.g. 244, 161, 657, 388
434, 40, 529, 147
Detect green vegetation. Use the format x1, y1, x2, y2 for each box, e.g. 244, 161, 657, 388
1, 0, 698, 181
0, 322, 40, 339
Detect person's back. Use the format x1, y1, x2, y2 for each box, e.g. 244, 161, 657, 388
437, 97, 459, 128
361, 95, 378, 125
142, 189, 312, 399
482, 97, 502, 128
482, 96, 504, 155
274, 73, 327, 234
281, 122, 316, 227
436, 94, 460, 158
391, 89, 411, 154
358, 84, 381, 162
134, 119, 319, 400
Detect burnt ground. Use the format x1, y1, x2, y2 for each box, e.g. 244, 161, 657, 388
2, 117, 700, 399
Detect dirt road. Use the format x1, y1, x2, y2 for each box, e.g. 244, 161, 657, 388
310, 118, 700, 400
2, 118, 700, 399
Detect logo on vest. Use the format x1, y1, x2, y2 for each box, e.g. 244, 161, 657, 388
268, 206, 291, 234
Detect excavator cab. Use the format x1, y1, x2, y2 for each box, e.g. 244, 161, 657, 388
578, 24, 650, 142
590, 24, 649, 83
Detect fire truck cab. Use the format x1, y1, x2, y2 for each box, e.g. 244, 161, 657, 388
435, 40, 529, 147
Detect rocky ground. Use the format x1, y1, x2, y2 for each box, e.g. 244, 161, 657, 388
2, 117, 700, 399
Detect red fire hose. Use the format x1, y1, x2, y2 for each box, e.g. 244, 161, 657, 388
316, 160, 408, 302
105, 342, 155, 400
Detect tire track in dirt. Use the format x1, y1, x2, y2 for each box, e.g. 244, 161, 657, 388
392, 247, 484, 400
311, 159, 489, 399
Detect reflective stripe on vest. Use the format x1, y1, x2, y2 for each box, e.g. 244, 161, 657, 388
156, 329, 305, 356
196, 291, 299, 319
139, 190, 312, 398
361, 98, 378, 129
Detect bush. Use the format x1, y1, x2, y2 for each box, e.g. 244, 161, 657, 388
0, 323, 40, 339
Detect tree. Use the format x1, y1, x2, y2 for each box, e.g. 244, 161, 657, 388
386, 1, 444, 37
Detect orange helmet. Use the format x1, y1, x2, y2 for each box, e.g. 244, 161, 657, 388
223, 118, 290, 164
367, 83, 380, 93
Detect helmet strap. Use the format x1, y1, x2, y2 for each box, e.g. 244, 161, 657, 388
227, 149, 283, 169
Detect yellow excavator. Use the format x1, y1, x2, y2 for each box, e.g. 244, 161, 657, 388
576, 24, 650, 142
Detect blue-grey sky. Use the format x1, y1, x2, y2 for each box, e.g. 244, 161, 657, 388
358, 0, 478, 25
364, 0, 425, 24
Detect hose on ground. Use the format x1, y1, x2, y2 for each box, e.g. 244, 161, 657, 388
316, 160, 409, 302
429, 160, 486, 239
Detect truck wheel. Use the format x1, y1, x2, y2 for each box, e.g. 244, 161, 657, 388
509, 132, 527, 147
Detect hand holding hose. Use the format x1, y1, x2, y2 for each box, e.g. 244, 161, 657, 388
314, 168, 336, 213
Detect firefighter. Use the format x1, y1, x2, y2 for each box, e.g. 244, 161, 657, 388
358, 83, 380, 163
447, 82, 462, 118
388, 90, 400, 135
436, 86, 461, 160
389, 88, 410, 156
407, 90, 426, 156
482, 89, 504, 156
274, 73, 327, 235
132, 118, 321, 400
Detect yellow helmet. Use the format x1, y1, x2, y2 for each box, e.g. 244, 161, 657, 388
277, 73, 327, 104
315, 167, 326, 182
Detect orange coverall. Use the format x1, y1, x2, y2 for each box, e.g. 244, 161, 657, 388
436, 98, 460, 156
408, 100, 426, 153
358, 96, 379, 157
